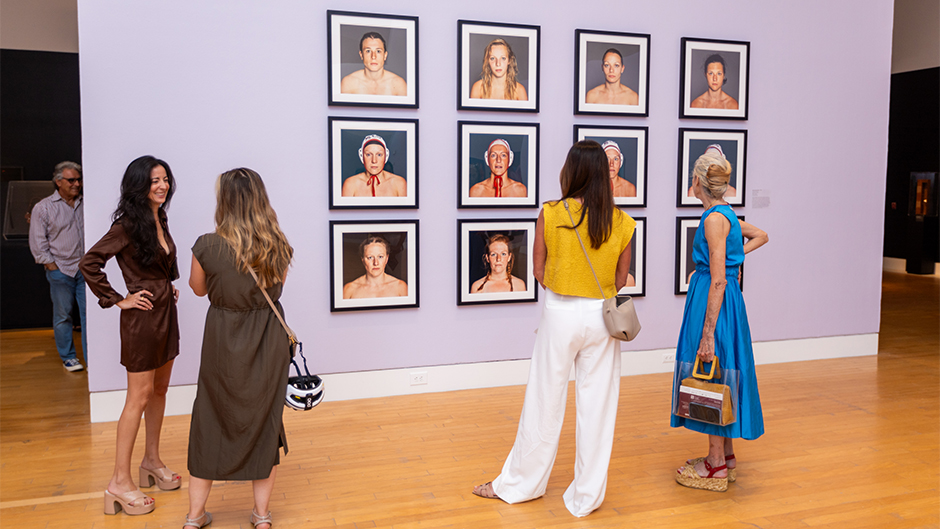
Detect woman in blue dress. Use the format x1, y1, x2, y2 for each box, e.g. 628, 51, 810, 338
671, 145, 768, 492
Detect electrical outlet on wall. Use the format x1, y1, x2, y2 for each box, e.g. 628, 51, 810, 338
662, 353, 676, 364
410, 371, 428, 385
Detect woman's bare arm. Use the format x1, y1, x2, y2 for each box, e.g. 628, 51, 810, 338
533, 210, 546, 287
697, 212, 730, 363
189, 253, 208, 297
615, 240, 633, 291
739, 220, 769, 255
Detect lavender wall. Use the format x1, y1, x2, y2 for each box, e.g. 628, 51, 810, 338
78, 0, 892, 392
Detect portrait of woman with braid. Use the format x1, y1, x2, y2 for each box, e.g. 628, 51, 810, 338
471, 234, 526, 293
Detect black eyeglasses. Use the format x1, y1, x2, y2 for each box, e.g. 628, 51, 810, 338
63, 177, 82, 184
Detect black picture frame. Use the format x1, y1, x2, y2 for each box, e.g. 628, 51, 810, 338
328, 117, 418, 209
677, 128, 748, 208
675, 215, 745, 295
327, 10, 418, 108
574, 124, 648, 207
457, 219, 538, 305
574, 29, 650, 116
619, 215, 646, 297
458, 121, 539, 208
458, 20, 540, 112
329, 220, 419, 312
679, 37, 749, 120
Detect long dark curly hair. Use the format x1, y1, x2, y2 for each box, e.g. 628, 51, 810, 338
111, 155, 175, 266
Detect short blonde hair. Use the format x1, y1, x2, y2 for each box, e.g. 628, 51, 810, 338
693, 146, 732, 199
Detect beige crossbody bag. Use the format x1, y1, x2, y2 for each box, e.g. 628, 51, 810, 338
563, 200, 641, 341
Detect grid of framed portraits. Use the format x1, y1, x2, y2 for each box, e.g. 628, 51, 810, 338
574, 30, 650, 116
330, 220, 419, 312
320, 12, 758, 304
327, 11, 418, 108
618, 216, 646, 297
677, 128, 747, 207
679, 37, 749, 120
458, 20, 540, 112
574, 125, 648, 207
458, 121, 539, 208
675, 215, 744, 295
329, 117, 418, 209
457, 219, 537, 305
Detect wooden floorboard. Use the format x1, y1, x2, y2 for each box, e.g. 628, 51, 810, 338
1, 271, 937, 528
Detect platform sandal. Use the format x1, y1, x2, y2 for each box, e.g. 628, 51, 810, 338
140, 466, 182, 490
103, 488, 156, 515
686, 454, 736, 482
676, 458, 728, 492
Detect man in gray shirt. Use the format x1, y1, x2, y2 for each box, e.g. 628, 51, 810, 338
28, 161, 87, 371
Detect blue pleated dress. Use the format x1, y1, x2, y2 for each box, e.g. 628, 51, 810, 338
670, 205, 764, 440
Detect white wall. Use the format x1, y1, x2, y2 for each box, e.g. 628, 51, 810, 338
75, 0, 894, 398
0, 0, 78, 53
892, 0, 940, 73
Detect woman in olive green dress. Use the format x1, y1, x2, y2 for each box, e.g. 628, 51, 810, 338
184, 168, 293, 529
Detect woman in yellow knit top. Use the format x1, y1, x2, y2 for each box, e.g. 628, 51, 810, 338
472, 141, 635, 517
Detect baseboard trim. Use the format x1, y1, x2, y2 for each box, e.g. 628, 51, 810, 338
883, 256, 940, 275
88, 333, 878, 423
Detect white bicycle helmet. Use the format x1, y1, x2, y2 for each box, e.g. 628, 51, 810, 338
284, 343, 324, 411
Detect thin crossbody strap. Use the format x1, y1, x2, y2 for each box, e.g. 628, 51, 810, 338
247, 266, 297, 345
562, 200, 608, 300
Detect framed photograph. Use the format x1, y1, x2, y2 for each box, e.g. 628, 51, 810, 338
677, 128, 747, 207
574, 125, 648, 207
675, 215, 745, 295
457, 219, 537, 305
458, 20, 539, 112
329, 117, 418, 209
327, 11, 418, 108
458, 121, 539, 208
679, 37, 749, 120
330, 220, 419, 312
574, 29, 650, 116
618, 216, 646, 297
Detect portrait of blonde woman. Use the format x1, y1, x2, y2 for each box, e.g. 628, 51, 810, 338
470, 38, 528, 101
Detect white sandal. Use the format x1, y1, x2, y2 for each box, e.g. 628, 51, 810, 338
183, 511, 212, 528
251, 509, 273, 527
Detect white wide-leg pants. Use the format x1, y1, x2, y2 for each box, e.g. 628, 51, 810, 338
491, 289, 621, 517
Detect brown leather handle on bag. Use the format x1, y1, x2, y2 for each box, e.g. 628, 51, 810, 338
692, 357, 721, 380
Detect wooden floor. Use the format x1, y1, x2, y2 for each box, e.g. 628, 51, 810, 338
1, 272, 937, 528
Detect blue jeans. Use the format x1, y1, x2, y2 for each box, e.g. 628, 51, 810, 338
45, 269, 87, 364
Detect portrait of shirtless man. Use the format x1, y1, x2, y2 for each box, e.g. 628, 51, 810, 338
342, 235, 408, 299
342, 134, 407, 197
469, 139, 527, 198
690, 53, 739, 110
340, 31, 407, 96
585, 48, 638, 105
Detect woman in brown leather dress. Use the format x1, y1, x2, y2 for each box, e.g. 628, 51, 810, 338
81, 155, 182, 516
184, 168, 293, 529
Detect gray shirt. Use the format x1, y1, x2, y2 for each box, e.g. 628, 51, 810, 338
28, 191, 85, 278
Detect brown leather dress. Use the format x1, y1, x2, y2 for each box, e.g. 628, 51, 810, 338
80, 215, 180, 372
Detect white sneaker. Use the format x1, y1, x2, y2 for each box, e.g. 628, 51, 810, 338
63, 358, 84, 372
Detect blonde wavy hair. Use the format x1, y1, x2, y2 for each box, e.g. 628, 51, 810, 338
215, 168, 293, 289
480, 39, 519, 100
